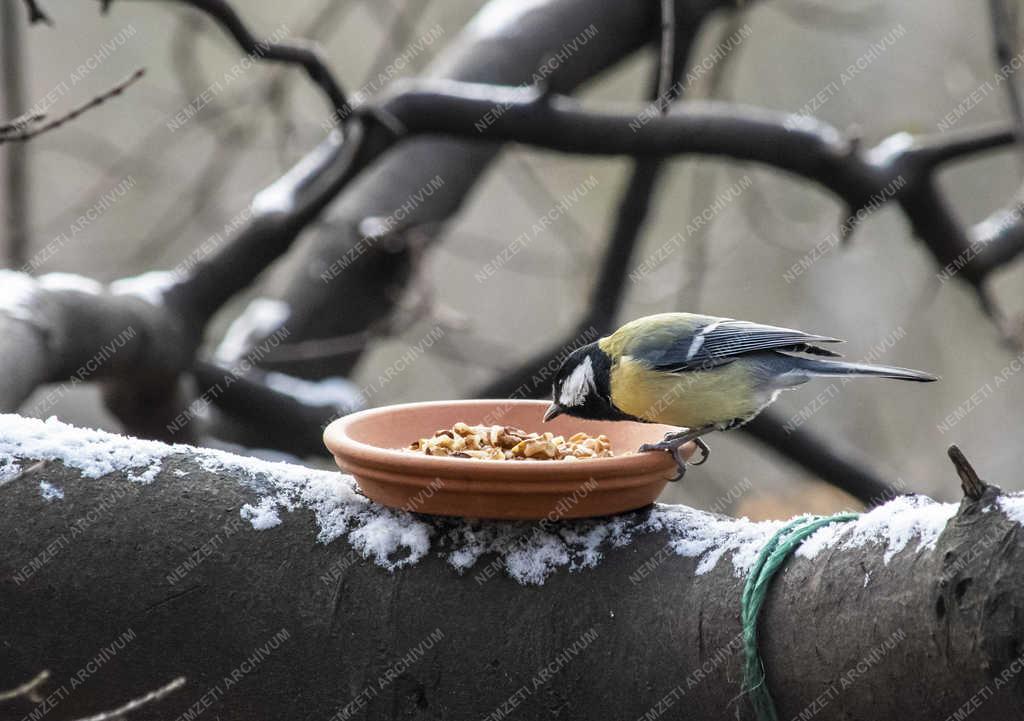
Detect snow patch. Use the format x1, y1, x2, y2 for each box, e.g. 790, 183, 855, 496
997, 495, 1024, 526
467, 0, 551, 38
39, 480, 64, 501
438, 505, 786, 584
0, 270, 37, 321
109, 270, 179, 306
37, 273, 103, 295
796, 494, 958, 563
241, 497, 283, 530
215, 297, 290, 363
0, 415, 169, 483
0, 457, 21, 484
263, 371, 363, 412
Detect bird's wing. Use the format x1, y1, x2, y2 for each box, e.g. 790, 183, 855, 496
628, 317, 844, 373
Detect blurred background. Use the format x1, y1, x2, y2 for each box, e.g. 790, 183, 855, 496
2, 0, 1022, 519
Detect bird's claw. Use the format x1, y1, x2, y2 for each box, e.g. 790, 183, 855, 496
638, 440, 691, 482
639, 434, 712, 481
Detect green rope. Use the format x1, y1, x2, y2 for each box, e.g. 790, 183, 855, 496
740, 512, 859, 721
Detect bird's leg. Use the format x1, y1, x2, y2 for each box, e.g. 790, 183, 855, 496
639, 426, 716, 481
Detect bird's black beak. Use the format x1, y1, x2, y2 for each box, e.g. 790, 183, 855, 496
543, 403, 563, 422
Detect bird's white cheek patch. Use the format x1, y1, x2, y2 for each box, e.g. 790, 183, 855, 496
560, 356, 596, 407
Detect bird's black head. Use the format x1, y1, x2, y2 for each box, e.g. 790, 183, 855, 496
544, 342, 631, 423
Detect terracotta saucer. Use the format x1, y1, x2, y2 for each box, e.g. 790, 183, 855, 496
322, 399, 688, 520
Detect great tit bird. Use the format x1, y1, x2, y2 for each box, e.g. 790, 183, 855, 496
544, 312, 936, 479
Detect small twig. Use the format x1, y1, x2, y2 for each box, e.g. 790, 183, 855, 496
948, 445, 988, 500
0, 69, 145, 145
0, 111, 46, 135
169, 0, 350, 122
0, 670, 50, 703
67, 676, 185, 721
22, 0, 52, 25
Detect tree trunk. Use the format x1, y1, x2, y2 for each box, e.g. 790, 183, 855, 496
1, 414, 1021, 720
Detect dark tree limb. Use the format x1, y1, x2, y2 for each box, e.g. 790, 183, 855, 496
191, 360, 346, 457
2, 422, 1024, 720
166, 0, 350, 121
378, 82, 1014, 255
0, 274, 196, 413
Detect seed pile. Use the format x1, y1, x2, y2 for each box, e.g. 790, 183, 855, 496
406, 422, 614, 460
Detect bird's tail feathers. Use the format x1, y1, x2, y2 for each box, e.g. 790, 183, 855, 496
793, 358, 938, 382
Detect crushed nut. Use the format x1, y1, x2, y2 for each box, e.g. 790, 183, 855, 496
404, 424, 614, 461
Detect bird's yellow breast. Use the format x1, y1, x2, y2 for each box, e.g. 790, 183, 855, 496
609, 356, 761, 428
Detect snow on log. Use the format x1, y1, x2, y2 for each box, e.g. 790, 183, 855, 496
1, 413, 1023, 720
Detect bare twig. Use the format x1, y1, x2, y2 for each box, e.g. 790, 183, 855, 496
0, 670, 50, 703
263, 0, 358, 163
168, 0, 350, 121
0, 112, 45, 135
67, 676, 186, 721
0, 69, 145, 145
948, 444, 988, 501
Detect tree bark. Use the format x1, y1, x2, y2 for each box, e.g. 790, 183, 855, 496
1, 416, 1022, 720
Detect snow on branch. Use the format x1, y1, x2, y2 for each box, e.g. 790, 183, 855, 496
0, 413, 1002, 586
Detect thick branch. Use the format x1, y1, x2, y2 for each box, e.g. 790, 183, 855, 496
1, 416, 1022, 720
376, 82, 1024, 283
0, 273, 196, 412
